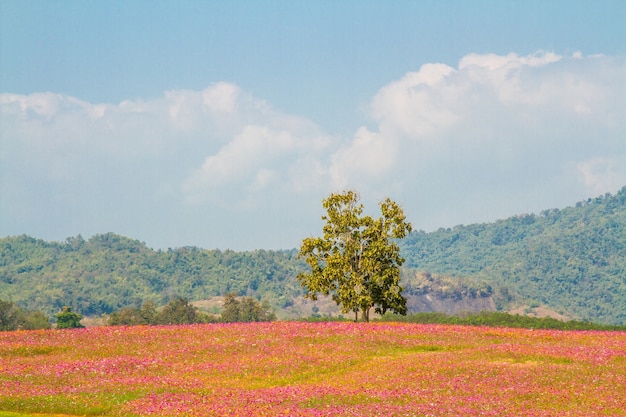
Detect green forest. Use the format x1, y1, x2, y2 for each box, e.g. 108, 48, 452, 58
0, 234, 305, 318
400, 187, 626, 324
1, 186, 625, 325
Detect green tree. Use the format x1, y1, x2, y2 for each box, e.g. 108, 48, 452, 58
220, 293, 241, 323
0, 299, 51, 331
140, 300, 158, 324
108, 306, 145, 326
21, 310, 51, 330
298, 191, 412, 322
156, 297, 202, 325
0, 300, 21, 331
55, 306, 84, 329
220, 293, 276, 323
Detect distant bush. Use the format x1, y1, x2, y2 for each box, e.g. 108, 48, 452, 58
108, 301, 159, 326
379, 311, 626, 331
56, 306, 84, 329
0, 299, 51, 331
220, 293, 276, 323
109, 298, 213, 326
156, 297, 210, 325
299, 315, 350, 322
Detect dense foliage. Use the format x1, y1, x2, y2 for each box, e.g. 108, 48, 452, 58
0, 233, 304, 317
108, 300, 159, 326
107, 295, 276, 326
299, 191, 412, 321
55, 306, 84, 329
400, 187, 626, 324
220, 293, 276, 323
0, 299, 50, 331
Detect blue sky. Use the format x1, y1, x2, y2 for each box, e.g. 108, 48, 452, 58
1, 1, 626, 250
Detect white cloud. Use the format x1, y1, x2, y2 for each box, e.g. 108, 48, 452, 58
183, 126, 293, 196
577, 158, 626, 195
370, 63, 459, 138
363, 51, 626, 228
458, 51, 562, 71
1, 51, 625, 249
201, 82, 240, 114
329, 127, 397, 190
182, 123, 334, 206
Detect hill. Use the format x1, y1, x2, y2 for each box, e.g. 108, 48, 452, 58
0, 233, 305, 317
400, 186, 626, 324
1, 187, 625, 324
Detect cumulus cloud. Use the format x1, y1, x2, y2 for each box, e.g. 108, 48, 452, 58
182, 125, 331, 205
329, 127, 398, 190
577, 158, 626, 195
371, 63, 459, 138
360, 51, 626, 228
1, 51, 625, 249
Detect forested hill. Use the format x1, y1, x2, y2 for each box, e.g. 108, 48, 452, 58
1, 187, 626, 324
400, 186, 626, 325
0, 234, 305, 317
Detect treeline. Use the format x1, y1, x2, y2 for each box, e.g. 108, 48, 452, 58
0, 299, 50, 330
380, 311, 626, 331
0, 233, 304, 317
0, 294, 276, 331
400, 186, 626, 324
108, 294, 275, 326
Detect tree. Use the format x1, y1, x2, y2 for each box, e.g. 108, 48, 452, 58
0, 300, 51, 331
0, 300, 21, 331
220, 293, 241, 323
156, 297, 204, 325
56, 306, 84, 329
21, 310, 51, 330
220, 293, 276, 323
298, 191, 412, 322
108, 306, 146, 326
140, 300, 158, 324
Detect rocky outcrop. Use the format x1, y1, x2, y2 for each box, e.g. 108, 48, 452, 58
406, 292, 495, 315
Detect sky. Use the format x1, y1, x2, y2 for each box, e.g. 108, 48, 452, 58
1, 1, 626, 251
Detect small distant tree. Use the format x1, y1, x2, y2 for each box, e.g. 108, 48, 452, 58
0, 300, 51, 331
22, 310, 51, 330
221, 293, 241, 323
56, 306, 84, 329
220, 293, 276, 323
298, 191, 412, 322
140, 300, 158, 324
108, 300, 160, 326
156, 297, 203, 325
109, 307, 145, 326
0, 300, 21, 331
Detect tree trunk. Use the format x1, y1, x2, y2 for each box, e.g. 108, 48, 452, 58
361, 307, 370, 322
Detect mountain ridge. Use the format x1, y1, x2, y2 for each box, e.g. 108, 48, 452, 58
1, 186, 625, 324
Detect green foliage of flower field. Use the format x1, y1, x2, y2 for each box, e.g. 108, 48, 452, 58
1, 323, 625, 416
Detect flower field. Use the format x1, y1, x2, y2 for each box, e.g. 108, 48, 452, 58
1, 322, 625, 416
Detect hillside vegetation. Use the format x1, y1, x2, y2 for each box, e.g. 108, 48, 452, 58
1, 187, 625, 324
0, 234, 304, 317
400, 186, 626, 324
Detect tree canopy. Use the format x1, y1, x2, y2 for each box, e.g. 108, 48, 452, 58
298, 191, 412, 321
220, 293, 276, 323
55, 306, 83, 329
0, 299, 50, 331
